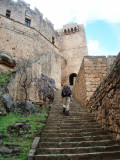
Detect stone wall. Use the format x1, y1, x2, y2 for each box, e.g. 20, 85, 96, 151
0, 0, 58, 44
0, 15, 58, 60
57, 23, 88, 86
87, 53, 120, 141
73, 60, 86, 105
73, 56, 107, 106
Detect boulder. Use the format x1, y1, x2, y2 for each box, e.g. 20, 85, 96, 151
0, 52, 16, 68
38, 74, 56, 103
7, 122, 31, 134
0, 99, 7, 115
3, 93, 15, 112
16, 101, 38, 115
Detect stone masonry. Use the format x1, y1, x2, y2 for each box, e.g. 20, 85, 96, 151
0, 0, 57, 43
86, 53, 120, 142
73, 56, 109, 106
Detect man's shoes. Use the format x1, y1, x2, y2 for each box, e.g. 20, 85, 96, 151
63, 108, 66, 114
66, 111, 69, 116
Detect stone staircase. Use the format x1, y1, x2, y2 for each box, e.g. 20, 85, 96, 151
34, 90, 120, 160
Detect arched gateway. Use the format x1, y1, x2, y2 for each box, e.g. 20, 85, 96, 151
69, 73, 77, 85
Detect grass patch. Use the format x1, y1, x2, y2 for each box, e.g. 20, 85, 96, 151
0, 106, 49, 160
0, 72, 11, 88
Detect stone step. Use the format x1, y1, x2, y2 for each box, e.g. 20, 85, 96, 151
37, 144, 120, 154
46, 120, 97, 123
43, 128, 103, 133
48, 115, 94, 118
49, 113, 92, 116
45, 122, 98, 125
42, 131, 110, 138
34, 151, 120, 160
50, 109, 85, 112
46, 121, 98, 126
38, 140, 115, 148
47, 119, 96, 123
34, 94, 120, 160
44, 125, 101, 130
41, 135, 113, 142
49, 113, 91, 116
52, 109, 90, 113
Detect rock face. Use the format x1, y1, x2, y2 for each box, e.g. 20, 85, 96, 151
8, 57, 57, 104
0, 52, 16, 68
87, 53, 120, 141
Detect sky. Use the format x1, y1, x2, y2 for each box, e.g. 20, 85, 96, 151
14, 0, 120, 57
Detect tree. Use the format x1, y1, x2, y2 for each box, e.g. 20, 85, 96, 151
18, 58, 32, 104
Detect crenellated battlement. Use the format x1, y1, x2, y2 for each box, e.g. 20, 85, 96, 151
63, 23, 79, 34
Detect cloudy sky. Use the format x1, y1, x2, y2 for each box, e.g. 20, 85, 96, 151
15, 0, 120, 56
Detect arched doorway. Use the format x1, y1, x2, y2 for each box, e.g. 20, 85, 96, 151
69, 73, 77, 85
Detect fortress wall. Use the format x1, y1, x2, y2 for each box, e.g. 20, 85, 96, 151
0, 0, 58, 44
0, 15, 61, 89
0, 15, 59, 60
73, 56, 107, 106
57, 24, 88, 85
87, 53, 120, 141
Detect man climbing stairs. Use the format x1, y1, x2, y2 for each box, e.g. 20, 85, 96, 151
34, 90, 120, 160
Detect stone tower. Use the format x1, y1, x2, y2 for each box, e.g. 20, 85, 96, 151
57, 23, 88, 86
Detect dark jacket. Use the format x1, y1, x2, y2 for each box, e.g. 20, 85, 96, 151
61, 86, 72, 98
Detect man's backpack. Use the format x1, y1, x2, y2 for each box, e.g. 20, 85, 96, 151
63, 85, 71, 97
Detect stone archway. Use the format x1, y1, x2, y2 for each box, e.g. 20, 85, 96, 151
69, 73, 77, 85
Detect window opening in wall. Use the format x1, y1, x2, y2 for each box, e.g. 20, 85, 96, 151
25, 18, 31, 27
71, 28, 73, 32
52, 36, 55, 44
64, 29, 67, 34
69, 73, 77, 85
6, 10, 11, 18
74, 27, 77, 31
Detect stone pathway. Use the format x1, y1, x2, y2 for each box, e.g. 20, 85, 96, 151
34, 90, 120, 160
